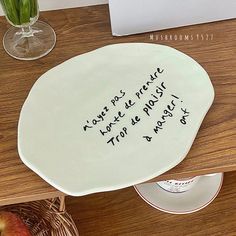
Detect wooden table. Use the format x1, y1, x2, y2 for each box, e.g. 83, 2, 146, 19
0, 5, 235, 206
67, 172, 236, 236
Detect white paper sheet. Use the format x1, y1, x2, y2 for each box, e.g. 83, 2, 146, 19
109, 0, 236, 36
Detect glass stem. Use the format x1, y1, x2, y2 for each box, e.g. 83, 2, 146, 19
21, 25, 34, 37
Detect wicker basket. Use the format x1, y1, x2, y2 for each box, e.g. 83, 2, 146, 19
1, 197, 79, 236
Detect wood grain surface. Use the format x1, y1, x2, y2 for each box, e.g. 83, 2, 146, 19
0, 5, 235, 206
67, 172, 236, 236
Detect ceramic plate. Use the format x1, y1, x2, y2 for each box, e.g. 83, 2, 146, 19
18, 43, 214, 196
134, 173, 223, 214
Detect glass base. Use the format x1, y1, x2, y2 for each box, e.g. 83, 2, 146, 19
3, 21, 56, 60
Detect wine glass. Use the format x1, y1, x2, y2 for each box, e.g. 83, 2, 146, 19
0, 0, 56, 60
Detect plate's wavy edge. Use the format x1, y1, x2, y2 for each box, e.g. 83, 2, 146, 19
17, 43, 215, 196
133, 173, 224, 214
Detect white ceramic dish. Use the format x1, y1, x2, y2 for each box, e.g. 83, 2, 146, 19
134, 173, 224, 214
18, 43, 214, 196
